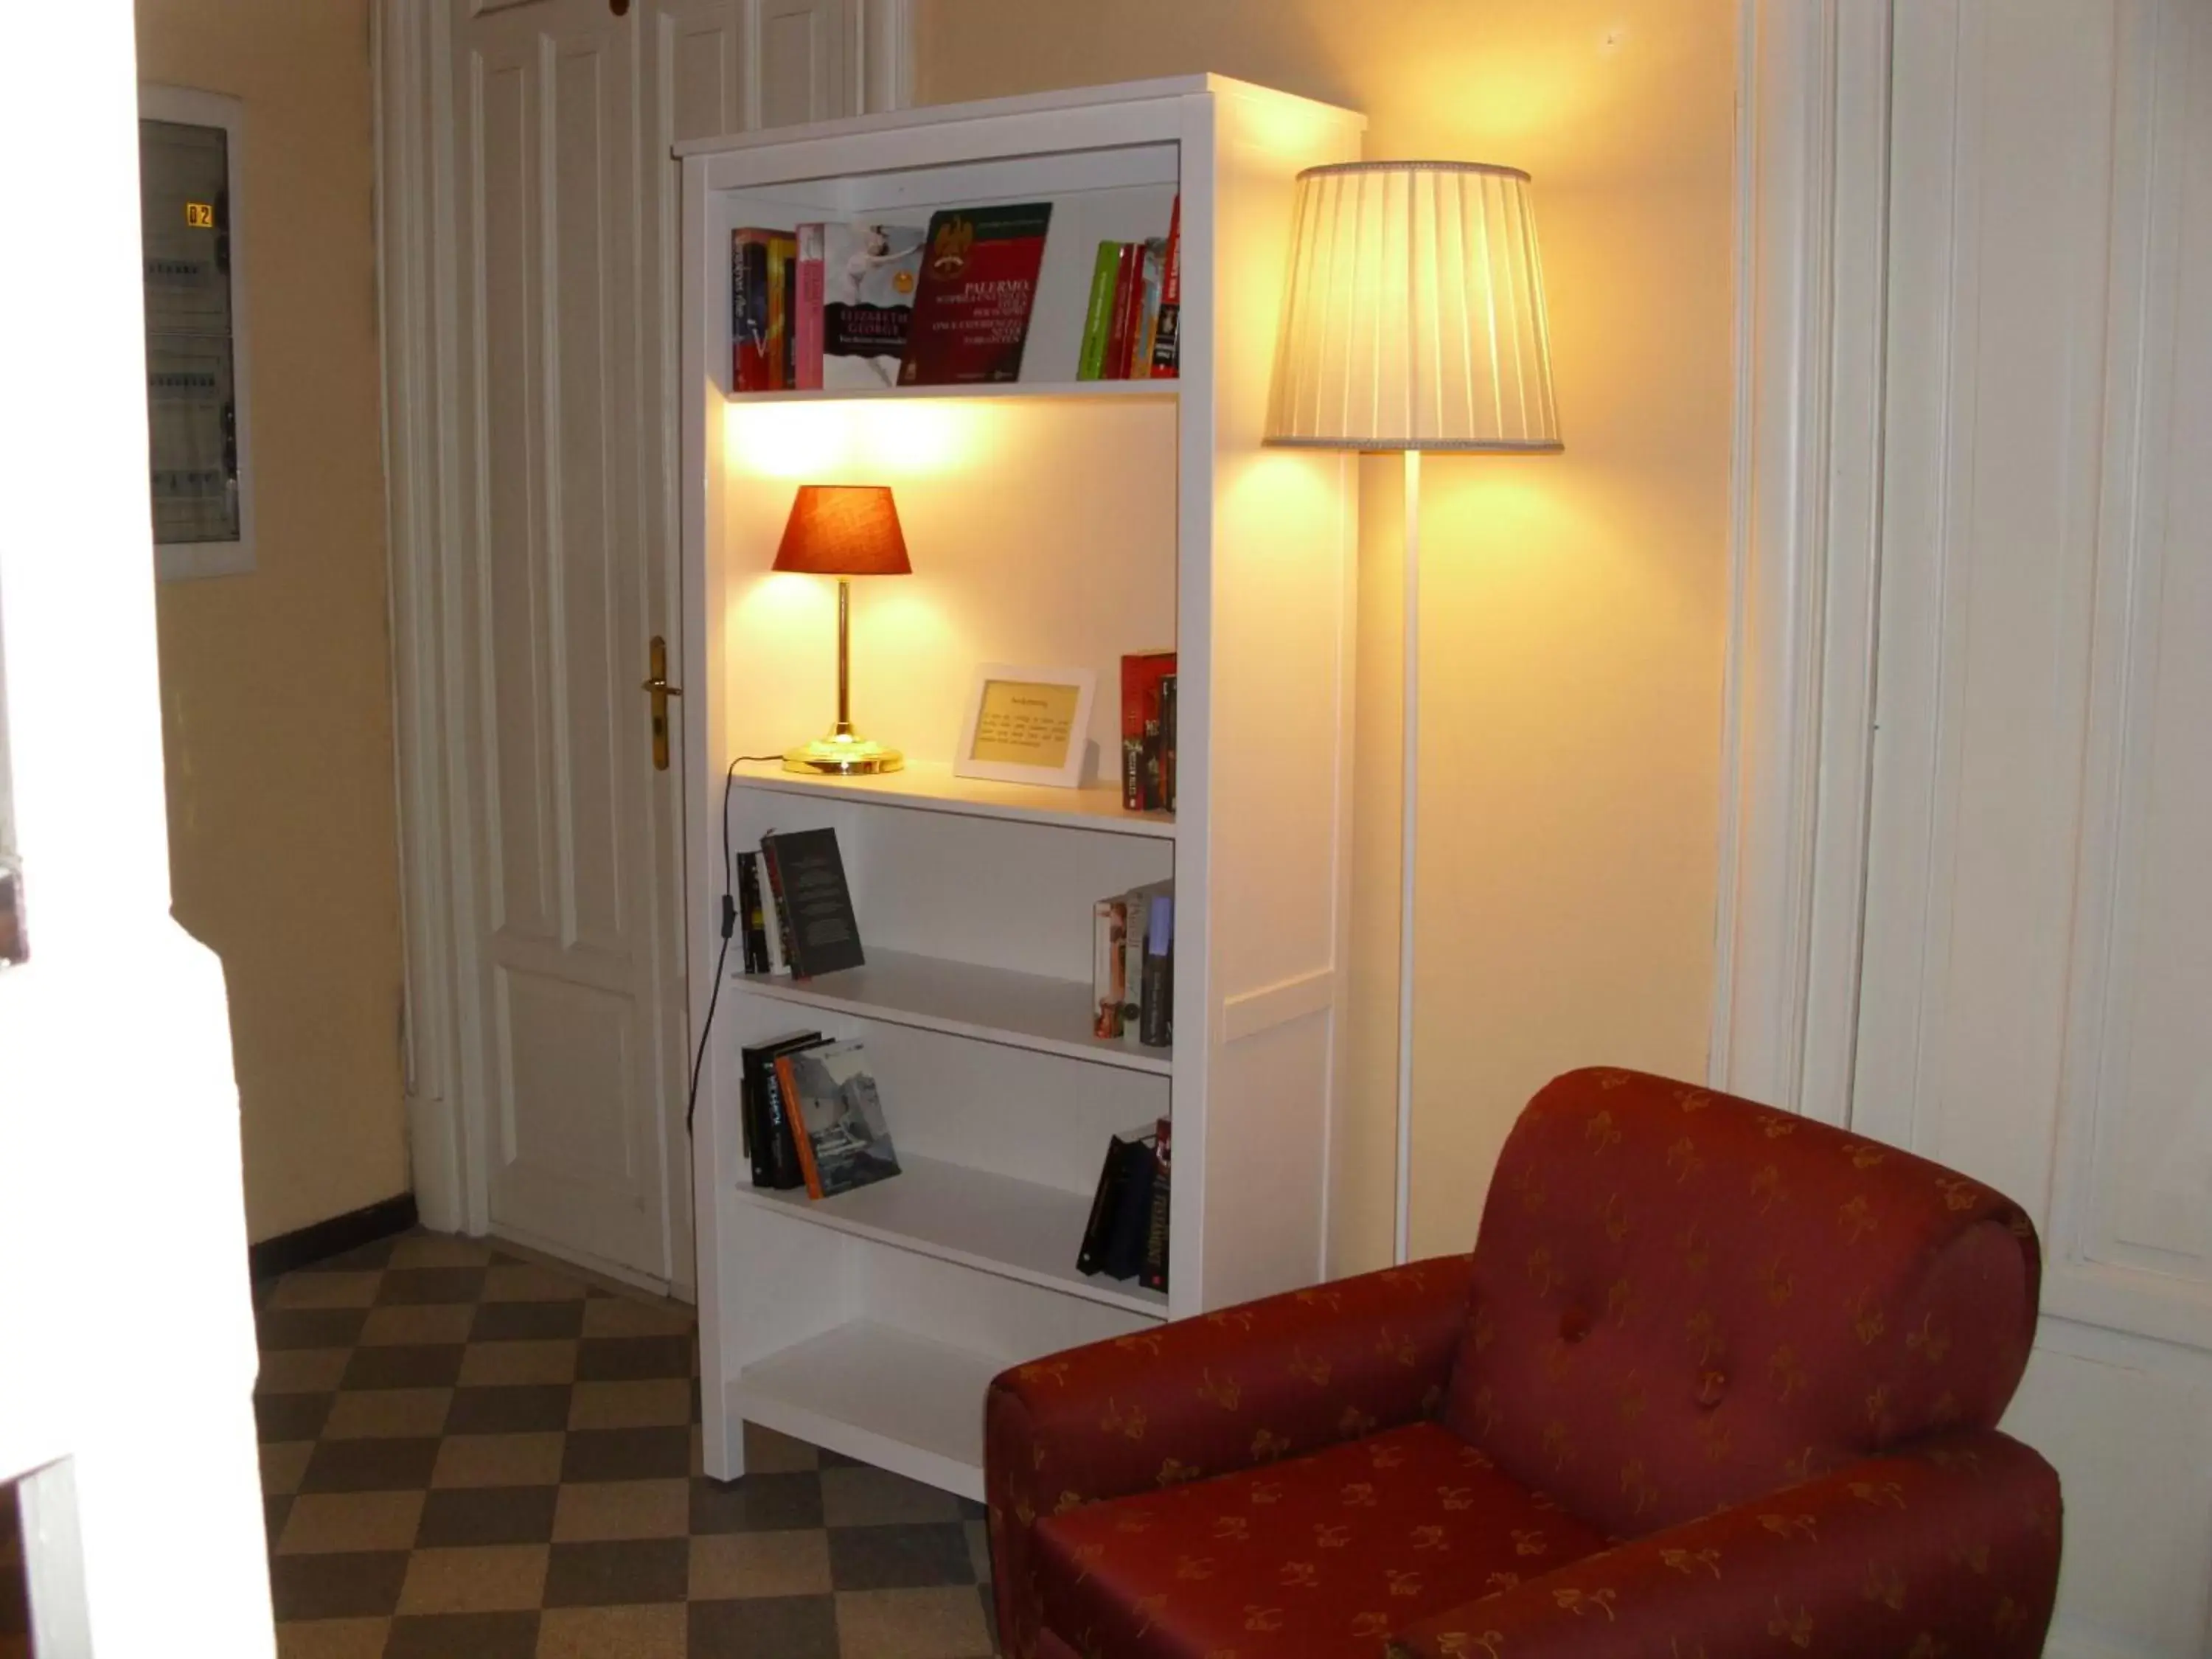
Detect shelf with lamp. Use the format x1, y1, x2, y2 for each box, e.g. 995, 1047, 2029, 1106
1263, 160, 1563, 1265
681, 74, 1365, 1500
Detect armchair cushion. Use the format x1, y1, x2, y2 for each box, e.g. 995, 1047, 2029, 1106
1035, 1421, 1608, 1659
987, 1256, 1474, 1659
1388, 1427, 2061, 1659
1445, 1068, 2041, 1537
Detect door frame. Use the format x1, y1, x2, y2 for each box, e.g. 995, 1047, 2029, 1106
1709, 0, 1893, 1127
373, 0, 915, 1290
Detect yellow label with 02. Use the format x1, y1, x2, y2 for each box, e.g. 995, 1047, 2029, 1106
184, 201, 216, 229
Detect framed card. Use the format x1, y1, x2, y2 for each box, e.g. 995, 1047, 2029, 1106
953, 664, 1096, 789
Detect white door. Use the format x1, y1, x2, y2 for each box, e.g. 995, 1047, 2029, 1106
446, 0, 860, 1287
452, 0, 678, 1282
0, 0, 268, 1651
1854, 1, 2212, 1652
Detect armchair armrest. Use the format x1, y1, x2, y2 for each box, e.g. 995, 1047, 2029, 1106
1389, 1429, 2061, 1659
987, 1254, 1472, 1659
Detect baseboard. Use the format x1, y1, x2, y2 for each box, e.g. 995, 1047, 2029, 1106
248, 1192, 418, 1280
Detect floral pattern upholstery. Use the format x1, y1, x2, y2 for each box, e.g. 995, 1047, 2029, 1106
985, 1068, 2062, 1658
1388, 1429, 2059, 1659
1444, 1069, 2042, 1536
1037, 1422, 1607, 1659
988, 1256, 1476, 1659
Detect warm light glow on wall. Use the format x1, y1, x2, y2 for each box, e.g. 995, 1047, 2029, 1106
724, 399, 986, 480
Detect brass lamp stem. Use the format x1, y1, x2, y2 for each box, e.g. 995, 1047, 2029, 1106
835, 577, 853, 737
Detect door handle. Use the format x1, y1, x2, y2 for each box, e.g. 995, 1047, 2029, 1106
641, 634, 681, 771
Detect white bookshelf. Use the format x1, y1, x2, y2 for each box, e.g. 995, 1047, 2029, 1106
681, 75, 1364, 1497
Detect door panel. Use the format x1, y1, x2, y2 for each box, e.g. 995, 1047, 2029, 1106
446, 0, 863, 1287
760, 0, 846, 128
1857, 1, 2212, 1651
456, 0, 667, 1279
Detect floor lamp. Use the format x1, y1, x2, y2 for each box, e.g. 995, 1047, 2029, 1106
1263, 161, 1562, 1263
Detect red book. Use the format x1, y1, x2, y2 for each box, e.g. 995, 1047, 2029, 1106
897, 202, 1054, 385
1101, 243, 1140, 381
1120, 650, 1177, 810
794, 223, 826, 389
1150, 198, 1181, 378
774, 1052, 825, 1198
1113, 241, 1150, 378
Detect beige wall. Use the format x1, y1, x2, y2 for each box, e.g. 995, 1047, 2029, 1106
137, 0, 408, 1242
917, 0, 1737, 1270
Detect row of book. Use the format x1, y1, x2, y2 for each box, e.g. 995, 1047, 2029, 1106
1121, 651, 1178, 813
740, 1031, 902, 1199
1077, 1119, 1170, 1290
735, 827, 864, 980
1077, 198, 1181, 381
1093, 882, 1173, 1046
734, 202, 1057, 392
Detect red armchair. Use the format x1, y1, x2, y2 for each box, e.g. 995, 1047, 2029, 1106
986, 1068, 2060, 1659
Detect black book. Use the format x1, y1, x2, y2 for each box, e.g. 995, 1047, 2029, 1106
1076, 1128, 1152, 1276
736, 852, 771, 975
761, 828, 864, 978
1102, 1141, 1158, 1281
740, 1030, 824, 1189
1159, 675, 1177, 811
1140, 1116, 1171, 1293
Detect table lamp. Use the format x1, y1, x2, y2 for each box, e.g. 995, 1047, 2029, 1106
773, 484, 913, 776
1265, 161, 1562, 1262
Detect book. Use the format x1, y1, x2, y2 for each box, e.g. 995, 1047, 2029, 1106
1116, 880, 1172, 1046
731, 227, 779, 391
1149, 197, 1182, 378
1077, 1125, 1157, 1276
793, 223, 827, 389
821, 220, 925, 389
1092, 897, 1131, 1039
778, 1040, 901, 1199
898, 202, 1054, 385
760, 827, 863, 978
1077, 240, 1120, 381
1101, 242, 1141, 380
769, 232, 797, 390
758, 836, 798, 971
1159, 674, 1178, 811
1138, 891, 1174, 1048
1133, 237, 1166, 377
740, 1030, 824, 1189
1119, 650, 1176, 810
1140, 1116, 1172, 1291
736, 850, 771, 975
1102, 1138, 1157, 1280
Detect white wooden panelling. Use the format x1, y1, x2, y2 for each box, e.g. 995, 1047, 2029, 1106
455, 0, 673, 1281
1854, 1, 2212, 1651
758, 0, 845, 130
1710, 0, 1893, 1127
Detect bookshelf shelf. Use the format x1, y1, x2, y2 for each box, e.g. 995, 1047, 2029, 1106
734, 1152, 1168, 1318
684, 74, 1361, 1500
728, 760, 1175, 841
733, 948, 1172, 1075
724, 379, 1179, 407
733, 1321, 998, 1501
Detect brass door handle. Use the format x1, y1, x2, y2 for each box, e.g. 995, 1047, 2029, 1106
642, 635, 681, 770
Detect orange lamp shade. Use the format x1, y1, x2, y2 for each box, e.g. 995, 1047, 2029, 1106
771, 484, 912, 577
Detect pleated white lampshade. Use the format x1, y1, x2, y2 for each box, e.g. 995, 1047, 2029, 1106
1265, 161, 1562, 451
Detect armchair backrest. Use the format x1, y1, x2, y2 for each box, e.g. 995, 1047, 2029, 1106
1442, 1068, 2040, 1538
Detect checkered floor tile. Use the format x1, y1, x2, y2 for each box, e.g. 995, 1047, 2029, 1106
255, 1231, 998, 1658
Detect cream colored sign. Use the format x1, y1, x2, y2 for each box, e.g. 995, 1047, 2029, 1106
970, 679, 1080, 767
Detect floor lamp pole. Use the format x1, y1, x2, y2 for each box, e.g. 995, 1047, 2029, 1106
1394, 449, 1421, 1266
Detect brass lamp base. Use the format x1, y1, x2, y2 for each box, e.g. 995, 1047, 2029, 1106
782, 729, 905, 776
